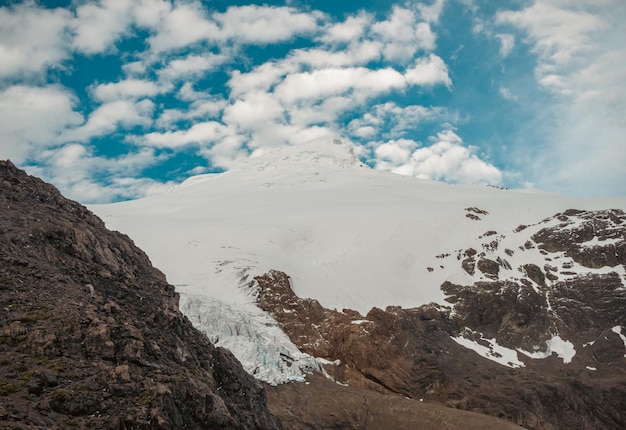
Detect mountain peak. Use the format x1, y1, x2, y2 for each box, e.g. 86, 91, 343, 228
241, 137, 364, 174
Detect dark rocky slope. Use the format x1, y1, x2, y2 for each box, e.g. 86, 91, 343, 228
0, 160, 280, 429
265, 373, 524, 430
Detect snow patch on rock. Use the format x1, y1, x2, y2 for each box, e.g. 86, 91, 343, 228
451, 329, 526, 369
517, 335, 576, 364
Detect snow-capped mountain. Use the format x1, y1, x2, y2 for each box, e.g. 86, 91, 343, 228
91, 138, 625, 374
91, 138, 626, 428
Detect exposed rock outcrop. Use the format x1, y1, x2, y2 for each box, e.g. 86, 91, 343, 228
255, 207, 626, 430
0, 161, 280, 429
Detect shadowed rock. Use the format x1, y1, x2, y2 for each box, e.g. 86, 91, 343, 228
0, 160, 280, 429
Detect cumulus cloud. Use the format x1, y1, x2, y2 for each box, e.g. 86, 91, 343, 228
61, 99, 154, 142
145, 3, 324, 55
212, 5, 324, 44
373, 7, 421, 62
405, 54, 452, 86
372, 6, 437, 62
289, 42, 383, 69
30, 143, 173, 203
274, 67, 406, 104
417, 0, 446, 24
288, 97, 354, 128
156, 96, 226, 128
349, 102, 443, 139
142, 121, 227, 148
375, 129, 503, 185
146, 2, 217, 53
92, 79, 167, 102
319, 13, 370, 44
0, 85, 82, 163
198, 134, 248, 169
157, 53, 229, 81
0, 0, 476, 202
0, 3, 71, 78
228, 61, 298, 97
246, 124, 336, 152
223, 92, 285, 129
71, 0, 135, 54
415, 22, 437, 52
375, 139, 418, 164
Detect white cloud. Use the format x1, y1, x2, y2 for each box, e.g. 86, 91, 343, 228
245, 124, 336, 152
92, 79, 166, 102
349, 102, 443, 139
497, 0, 626, 195
319, 13, 370, 44
156, 97, 226, 128
373, 6, 420, 62
375, 129, 503, 185
497, 3, 603, 68
498, 86, 518, 101
288, 97, 354, 128
223, 92, 284, 129
0, 0, 526, 202
289, 41, 383, 69
0, 3, 71, 78
375, 139, 418, 164
142, 121, 227, 148
0, 85, 82, 163
61, 99, 154, 142
147, 2, 217, 53
72, 0, 135, 54
157, 53, 229, 81
198, 134, 248, 169
229, 63, 287, 97
145, 4, 324, 55
131, 0, 170, 28
415, 22, 437, 52
495, 33, 515, 58
353, 126, 377, 139
274, 67, 405, 104
213, 5, 324, 44
31, 143, 172, 203
417, 0, 446, 24
405, 54, 452, 86
372, 6, 437, 62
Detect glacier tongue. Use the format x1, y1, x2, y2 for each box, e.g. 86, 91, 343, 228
179, 291, 323, 385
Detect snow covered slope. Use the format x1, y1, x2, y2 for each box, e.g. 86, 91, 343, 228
91, 138, 626, 383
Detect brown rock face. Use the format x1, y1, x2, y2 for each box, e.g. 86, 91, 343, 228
256, 264, 626, 429
531, 209, 625, 268
0, 161, 280, 429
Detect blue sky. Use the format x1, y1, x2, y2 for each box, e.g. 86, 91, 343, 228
1, 0, 624, 203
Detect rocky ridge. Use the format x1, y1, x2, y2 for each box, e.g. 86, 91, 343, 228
0, 160, 280, 429
254, 207, 626, 429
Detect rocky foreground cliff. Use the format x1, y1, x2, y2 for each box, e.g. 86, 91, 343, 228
0, 160, 280, 429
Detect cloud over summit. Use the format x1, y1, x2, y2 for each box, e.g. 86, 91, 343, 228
0, 0, 623, 202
